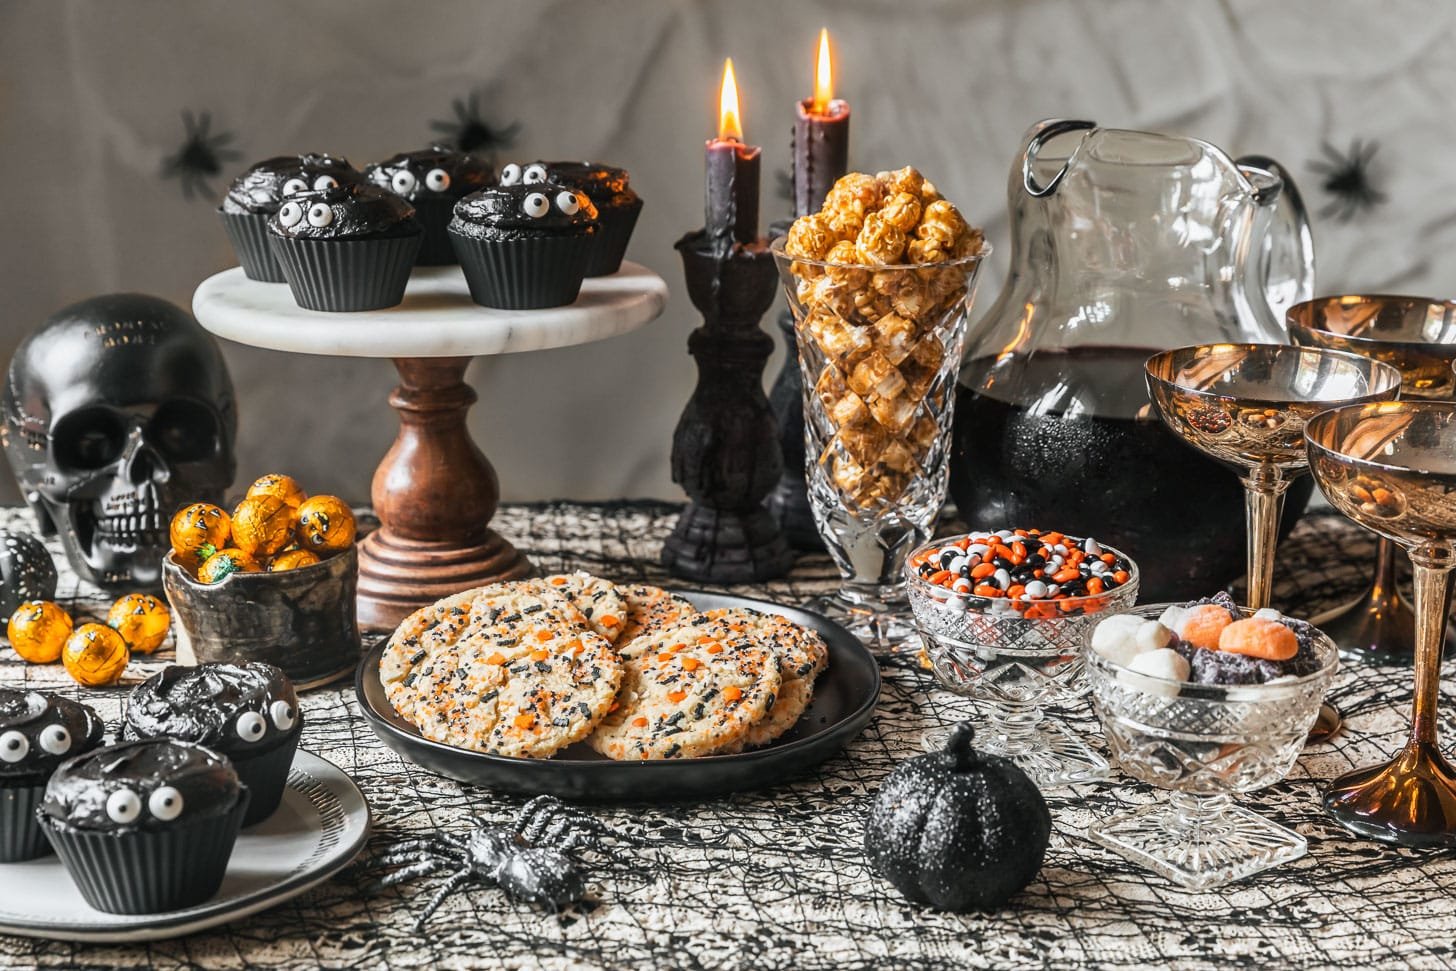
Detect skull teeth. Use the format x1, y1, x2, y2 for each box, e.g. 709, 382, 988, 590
94, 512, 165, 540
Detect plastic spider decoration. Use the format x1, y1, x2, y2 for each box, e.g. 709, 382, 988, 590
366, 796, 633, 929
161, 110, 241, 201
430, 90, 521, 162
1308, 138, 1387, 223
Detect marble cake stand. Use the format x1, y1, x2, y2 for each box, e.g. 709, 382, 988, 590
193, 263, 667, 628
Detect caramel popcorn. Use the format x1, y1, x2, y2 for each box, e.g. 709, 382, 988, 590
783, 167, 985, 509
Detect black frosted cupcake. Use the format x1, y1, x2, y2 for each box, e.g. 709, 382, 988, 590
39, 739, 246, 914
267, 182, 422, 311
366, 146, 495, 266
219, 153, 365, 282
511, 161, 642, 276
0, 689, 104, 862
124, 662, 301, 826
449, 182, 598, 309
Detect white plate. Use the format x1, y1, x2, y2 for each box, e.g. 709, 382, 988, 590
0, 750, 370, 942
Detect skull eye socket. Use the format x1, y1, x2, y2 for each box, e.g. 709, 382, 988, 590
52, 407, 127, 471
146, 400, 222, 463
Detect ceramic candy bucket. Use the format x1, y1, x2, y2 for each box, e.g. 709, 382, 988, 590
163, 545, 361, 689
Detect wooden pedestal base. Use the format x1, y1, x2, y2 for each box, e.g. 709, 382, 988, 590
355, 356, 531, 629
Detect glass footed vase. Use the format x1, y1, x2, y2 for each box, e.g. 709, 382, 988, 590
772, 238, 989, 650
1087, 604, 1339, 889
906, 534, 1139, 788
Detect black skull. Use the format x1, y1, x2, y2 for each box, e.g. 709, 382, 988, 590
2, 294, 237, 590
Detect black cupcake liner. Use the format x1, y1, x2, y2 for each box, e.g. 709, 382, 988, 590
0, 778, 51, 862
218, 210, 287, 282
41, 792, 249, 915
269, 231, 422, 312
449, 230, 595, 310
412, 197, 462, 266
585, 198, 643, 277
230, 724, 301, 827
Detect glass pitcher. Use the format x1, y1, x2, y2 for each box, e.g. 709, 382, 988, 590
950, 119, 1317, 601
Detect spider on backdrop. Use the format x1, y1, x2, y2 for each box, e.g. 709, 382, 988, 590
360, 795, 654, 930
160, 109, 241, 201
1308, 138, 1387, 223
430, 89, 521, 164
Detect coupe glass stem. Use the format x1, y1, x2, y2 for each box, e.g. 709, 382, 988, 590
1242, 464, 1290, 610
1409, 551, 1455, 746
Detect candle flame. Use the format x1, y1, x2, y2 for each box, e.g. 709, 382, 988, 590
812, 28, 833, 111
718, 58, 743, 141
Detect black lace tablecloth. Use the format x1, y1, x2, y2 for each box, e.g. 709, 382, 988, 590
1, 502, 1452, 971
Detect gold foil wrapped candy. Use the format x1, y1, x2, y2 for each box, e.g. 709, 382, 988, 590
7, 599, 73, 664
63, 623, 130, 687
107, 593, 171, 655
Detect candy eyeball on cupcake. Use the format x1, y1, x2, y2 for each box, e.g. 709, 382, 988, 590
268, 183, 418, 240
450, 182, 599, 237
125, 661, 301, 754
41, 739, 242, 832
0, 688, 104, 773
221, 153, 364, 215
365, 146, 494, 202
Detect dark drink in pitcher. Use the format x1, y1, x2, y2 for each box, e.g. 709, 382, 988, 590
949, 347, 1311, 602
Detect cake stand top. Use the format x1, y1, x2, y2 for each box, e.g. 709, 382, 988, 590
192, 262, 668, 358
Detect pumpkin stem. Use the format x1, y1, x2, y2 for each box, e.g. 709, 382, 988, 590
945, 722, 977, 769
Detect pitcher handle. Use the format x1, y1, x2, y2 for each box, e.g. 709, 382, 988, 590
1237, 154, 1316, 335
1021, 119, 1097, 197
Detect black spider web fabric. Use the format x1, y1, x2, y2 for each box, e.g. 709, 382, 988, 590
1, 502, 1452, 970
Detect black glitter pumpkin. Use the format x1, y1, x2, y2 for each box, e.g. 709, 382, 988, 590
864, 722, 1050, 912
0, 531, 57, 622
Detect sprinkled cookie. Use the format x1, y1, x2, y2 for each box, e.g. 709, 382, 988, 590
587, 620, 780, 760
380, 589, 481, 720
529, 573, 627, 644
388, 587, 620, 759
704, 608, 827, 750
717, 675, 820, 754
615, 583, 700, 645
702, 607, 827, 681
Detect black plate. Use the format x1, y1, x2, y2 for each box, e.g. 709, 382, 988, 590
353, 590, 881, 801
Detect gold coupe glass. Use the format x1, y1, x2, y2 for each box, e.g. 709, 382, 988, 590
1288, 295, 1456, 665
1146, 344, 1401, 740
1307, 402, 1456, 846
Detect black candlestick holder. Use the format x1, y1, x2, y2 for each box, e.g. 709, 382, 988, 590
765, 303, 823, 551
662, 231, 794, 583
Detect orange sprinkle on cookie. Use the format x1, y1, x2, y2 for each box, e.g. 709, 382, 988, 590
723, 686, 742, 702
667, 690, 688, 703
1218, 617, 1298, 661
